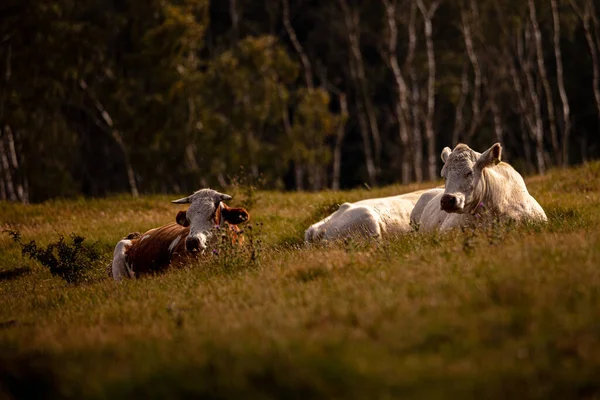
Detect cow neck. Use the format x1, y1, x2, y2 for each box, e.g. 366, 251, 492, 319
212, 203, 222, 227
469, 168, 490, 216
470, 166, 506, 217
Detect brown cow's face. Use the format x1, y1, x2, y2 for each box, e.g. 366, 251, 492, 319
440, 143, 502, 214
172, 189, 233, 252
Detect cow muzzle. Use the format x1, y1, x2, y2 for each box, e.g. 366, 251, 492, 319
440, 194, 464, 213
185, 237, 203, 252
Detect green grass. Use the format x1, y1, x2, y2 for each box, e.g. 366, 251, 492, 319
1, 163, 600, 399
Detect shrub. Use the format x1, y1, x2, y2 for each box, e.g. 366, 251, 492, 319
208, 221, 263, 273
4, 229, 102, 284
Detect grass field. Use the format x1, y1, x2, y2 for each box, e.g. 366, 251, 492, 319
1, 162, 600, 399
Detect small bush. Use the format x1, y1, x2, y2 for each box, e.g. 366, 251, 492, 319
208, 221, 263, 273
4, 229, 102, 284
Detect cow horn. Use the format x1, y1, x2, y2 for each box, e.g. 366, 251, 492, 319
171, 196, 191, 204
219, 193, 232, 201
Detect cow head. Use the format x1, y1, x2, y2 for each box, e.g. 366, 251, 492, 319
172, 189, 235, 253
439, 143, 502, 213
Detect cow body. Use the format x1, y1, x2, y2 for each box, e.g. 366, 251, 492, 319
305, 190, 428, 242
111, 189, 248, 280
411, 143, 547, 232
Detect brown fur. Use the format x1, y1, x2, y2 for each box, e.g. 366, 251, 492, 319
221, 204, 250, 224
125, 223, 192, 275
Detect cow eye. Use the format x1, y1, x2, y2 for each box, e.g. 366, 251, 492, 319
465, 171, 473, 178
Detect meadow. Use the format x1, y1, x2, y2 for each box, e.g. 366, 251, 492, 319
1, 161, 600, 399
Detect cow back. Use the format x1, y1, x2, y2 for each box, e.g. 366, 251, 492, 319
126, 223, 191, 275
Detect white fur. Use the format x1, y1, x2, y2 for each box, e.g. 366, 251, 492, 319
112, 239, 134, 280
168, 235, 182, 252
182, 189, 231, 251
413, 143, 547, 232
305, 190, 428, 242
409, 188, 444, 228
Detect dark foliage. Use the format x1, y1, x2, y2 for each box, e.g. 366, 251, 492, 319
4, 229, 102, 284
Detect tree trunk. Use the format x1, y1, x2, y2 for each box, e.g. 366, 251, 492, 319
520, 26, 546, 174
416, 0, 439, 181
283, 0, 313, 89
569, 0, 600, 131
279, 86, 304, 191
460, 4, 484, 141
0, 133, 16, 201
452, 60, 469, 146
551, 0, 571, 166
79, 80, 139, 197
185, 96, 200, 189
332, 94, 348, 190
382, 0, 412, 184
0, 159, 5, 201
529, 0, 560, 166
339, 0, 378, 186
407, 1, 423, 182
490, 98, 505, 145
230, 0, 239, 42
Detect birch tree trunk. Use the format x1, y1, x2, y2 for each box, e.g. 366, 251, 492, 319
382, 0, 412, 184
520, 26, 546, 174
339, 0, 378, 186
490, 98, 505, 145
0, 159, 5, 201
460, 3, 484, 142
4, 126, 26, 202
407, 2, 423, 182
0, 129, 17, 201
452, 60, 469, 146
551, 0, 571, 166
332, 94, 348, 190
416, 0, 439, 181
529, 0, 560, 166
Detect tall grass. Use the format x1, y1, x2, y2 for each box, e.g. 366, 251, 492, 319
1, 162, 599, 399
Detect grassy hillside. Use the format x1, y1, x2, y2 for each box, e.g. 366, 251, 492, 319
1, 162, 600, 399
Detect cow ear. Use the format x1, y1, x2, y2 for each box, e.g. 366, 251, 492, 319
477, 142, 502, 168
441, 147, 452, 163
222, 207, 249, 225
172, 196, 191, 204
219, 193, 232, 202
176, 210, 190, 227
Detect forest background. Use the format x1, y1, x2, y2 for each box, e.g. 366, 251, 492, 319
1, 0, 599, 203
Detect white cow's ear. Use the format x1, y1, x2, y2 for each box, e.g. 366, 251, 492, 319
477, 142, 502, 168
172, 196, 191, 204
441, 147, 452, 163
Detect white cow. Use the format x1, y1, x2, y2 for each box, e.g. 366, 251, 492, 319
304, 190, 429, 242
411, 143, 547, 232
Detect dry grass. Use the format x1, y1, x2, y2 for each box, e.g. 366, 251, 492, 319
1, 162, 600, 399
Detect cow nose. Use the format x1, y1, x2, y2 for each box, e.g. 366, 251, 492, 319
440, 194, 458, 211
185, 237, 201, 252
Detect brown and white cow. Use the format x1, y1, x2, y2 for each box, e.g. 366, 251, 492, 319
411, 143, 547, 232
111, 189, 249, 280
